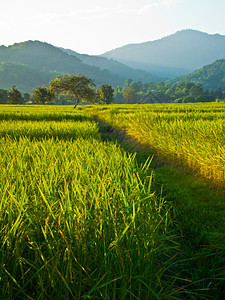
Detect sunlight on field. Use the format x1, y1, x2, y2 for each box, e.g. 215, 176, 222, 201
90, 102, 225, 187
1, 104, 225, 299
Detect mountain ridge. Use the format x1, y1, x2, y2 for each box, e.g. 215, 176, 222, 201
59, 47, 162, 83
0, 29, 225, 92
101, 29, 225, 77
0, 40, 163, 92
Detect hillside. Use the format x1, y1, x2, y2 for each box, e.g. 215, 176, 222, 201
0, 61, 61, 92
167, 59, 225, 90
0, 41, 125, 92
0, 40, 163, 93
1, 31, 225, 93
102, 29, 225, 78
60, 48, 162, 83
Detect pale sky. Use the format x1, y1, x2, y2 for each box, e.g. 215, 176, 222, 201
1, 0, 225, 54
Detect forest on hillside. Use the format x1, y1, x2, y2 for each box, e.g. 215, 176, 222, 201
168, 59, 225, 90
114, 79, 225, 104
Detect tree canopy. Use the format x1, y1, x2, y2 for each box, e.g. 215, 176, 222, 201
122, 86, 137, 103
96, 84, 114, 104
113, 80, 225, 104
32, 86, 54, 104
7, 86, 22, 104
49, 75, 96, 108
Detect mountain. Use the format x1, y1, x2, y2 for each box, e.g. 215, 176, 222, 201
101, 29, 225, 78
0, 61, 60, 92
167, 59, 225, 90
60, 48, 163, 83
0, 41, 126, 92
0, 40, 163, 93
1, 30, 225, 93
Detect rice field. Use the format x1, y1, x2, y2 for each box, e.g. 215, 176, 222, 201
89, 102, 225, 187
0, 105, 182, 299
1, 104, 225, 299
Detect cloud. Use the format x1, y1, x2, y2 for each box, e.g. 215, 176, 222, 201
24, 0, 184, 25
136, 3, 159, 15
163, 0, 184, 6
133, 0, 184, 15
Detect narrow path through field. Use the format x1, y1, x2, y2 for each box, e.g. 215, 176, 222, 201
94, 116, 225, 299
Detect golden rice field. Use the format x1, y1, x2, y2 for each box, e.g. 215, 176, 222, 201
89, 102, 225, 187
0, 104, 225, 299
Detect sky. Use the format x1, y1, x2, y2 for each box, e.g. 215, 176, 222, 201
1, 0, 225, 55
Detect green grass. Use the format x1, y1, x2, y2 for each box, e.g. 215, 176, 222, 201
0, 105, 185, 299
153, 166, 225, 298
1, 103, 225, 299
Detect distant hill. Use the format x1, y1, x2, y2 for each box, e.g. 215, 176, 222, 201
60, 48, 163, 83
167, 59, 225, 90
0, 41, 126, 92
101, 29, 225, 78
0, 61, 60, 92
1, 31, 225, 93
0, 40, 163, 93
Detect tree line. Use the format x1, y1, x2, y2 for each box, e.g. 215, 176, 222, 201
1, 75, 225, 106
114, 79, 225, 104
0, 75, 114, 106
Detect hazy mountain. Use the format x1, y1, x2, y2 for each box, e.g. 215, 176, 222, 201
101, 29, 225, 78
1, 31, 225, 93
167, 59, 225, 90
0, 41, 126, 91
0, 62, 61, 92
60, 48, 163, 83
0, 40, 163, 93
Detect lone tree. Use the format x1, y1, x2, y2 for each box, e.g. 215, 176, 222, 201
49, 74, 96, 108
96, 84, 114, 104
32, 86, 55, 104
7, 86, 22, 104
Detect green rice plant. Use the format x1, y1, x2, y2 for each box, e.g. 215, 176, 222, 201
0, 120, 100, 140
0, 106, 185, 299
86, 103, 225, 298
0, 137, 181, 299
0, 104, 92, 122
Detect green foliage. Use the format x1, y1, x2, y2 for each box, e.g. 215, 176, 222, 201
122, 86, 137, 103
125, 78, 132, 87
0, 88, 8, 104
96, 84, 114, 104
7, 85, 22, 104
32, 86, 55, 104
114, 80, 222, 104
49, 75, 96, 107
168, 59, 225, 90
